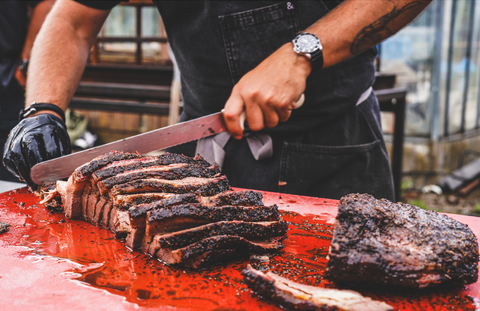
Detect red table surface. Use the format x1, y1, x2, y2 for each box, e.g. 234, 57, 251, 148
0, 187, 479, 311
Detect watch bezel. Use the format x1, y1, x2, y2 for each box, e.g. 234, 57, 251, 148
292, 33, 322, 55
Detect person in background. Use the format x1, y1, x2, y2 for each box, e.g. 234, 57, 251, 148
0, 0, 55, 182
3, 0, 431, 201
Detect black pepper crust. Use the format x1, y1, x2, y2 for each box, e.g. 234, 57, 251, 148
325, 193, 479, 289
155, 220, 288, 249
146, 204, 280, 235
148, 204, 280, 223
92, 153, 212, 181
160, 235, 284, 262
112, 175, 230, 196
98, 164, 220, 193
74, 151, 144, 182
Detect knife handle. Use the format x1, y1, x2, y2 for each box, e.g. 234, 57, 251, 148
226, 93, 305, 131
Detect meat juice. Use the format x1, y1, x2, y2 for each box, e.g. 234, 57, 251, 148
0, 188, 477, 310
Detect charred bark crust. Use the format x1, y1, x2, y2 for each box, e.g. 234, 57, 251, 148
148, 204, 280, 223
99, 164, 220, 191
203, 190, 264, 207
156, 220, 288, 249
167, 235, 284, 261
92, 153, 212, 181
112, 176, 230, 196
74, 151, 144, 182
325, 193, 479, 289
129, 193, 199, 218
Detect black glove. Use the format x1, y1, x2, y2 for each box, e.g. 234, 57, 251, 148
2, 113, 71, 190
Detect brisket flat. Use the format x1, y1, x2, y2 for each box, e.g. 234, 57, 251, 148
156, 235, 284, 266
91, 153, 212, 182
113, 193, 177, 210
242, 265, 393, 311
146, 203, 280, 235
96, 164, 221, 195
200, 190, 264, 207
112, 176, 229, 196
153, 220, 287, 249
73, 151, 144, 183
325, 193, 479, 289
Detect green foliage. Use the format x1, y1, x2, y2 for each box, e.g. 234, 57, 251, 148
474, 204, 480, 214
409, 199, 438, 212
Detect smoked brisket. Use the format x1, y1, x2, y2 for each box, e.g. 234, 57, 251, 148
242, 265, 393, 311
325, 193, 479, 289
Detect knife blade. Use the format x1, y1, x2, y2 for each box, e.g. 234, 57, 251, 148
30, 111, 227, 184
30, 94, 305, 184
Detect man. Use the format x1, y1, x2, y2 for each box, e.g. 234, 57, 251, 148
0, 0, 55, 182
3, 0, 431, 201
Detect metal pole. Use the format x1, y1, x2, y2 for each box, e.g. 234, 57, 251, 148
460, 0, 476, 133
443, 0, 457, 137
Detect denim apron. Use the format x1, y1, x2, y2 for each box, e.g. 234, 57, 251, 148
156, 1, 395, 201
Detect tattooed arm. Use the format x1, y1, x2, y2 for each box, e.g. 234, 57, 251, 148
313, 0, 432, 66
223, 0, 431, 138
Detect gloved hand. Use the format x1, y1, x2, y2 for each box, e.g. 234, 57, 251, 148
2, 113, 71, 190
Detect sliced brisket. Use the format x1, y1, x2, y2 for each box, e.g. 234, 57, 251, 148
156, 235, 284, 266
146, 203, 280, 235
112, 176, 229, 196
153, 220, 287, 249
91, 153, 212, 182
96, 163, 220, 195
242, 265, 393, 311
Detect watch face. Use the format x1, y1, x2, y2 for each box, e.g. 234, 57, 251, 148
294, 34, 321, 53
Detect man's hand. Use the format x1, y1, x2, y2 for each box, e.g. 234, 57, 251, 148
222, 0, 431, 139
223, 43, 311, 139
2, 114, 71, 189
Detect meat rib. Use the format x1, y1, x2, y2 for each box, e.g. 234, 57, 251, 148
325, 193, 479, 289
242, 265, 393, 311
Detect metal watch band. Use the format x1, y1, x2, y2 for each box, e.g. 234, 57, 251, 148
19, 102, 66, 123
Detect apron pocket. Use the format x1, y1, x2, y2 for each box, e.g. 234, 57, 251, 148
219, 1, 299, 84
278, 139, 385, 199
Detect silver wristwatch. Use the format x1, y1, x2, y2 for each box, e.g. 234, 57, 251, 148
292, 33, 324, 68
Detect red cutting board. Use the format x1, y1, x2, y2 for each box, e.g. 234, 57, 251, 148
0, 187, 479, 311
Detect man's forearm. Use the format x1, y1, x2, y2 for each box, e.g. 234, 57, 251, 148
25, 0, 109, 112
307, 0, 431, 68
21, 0, 56, 61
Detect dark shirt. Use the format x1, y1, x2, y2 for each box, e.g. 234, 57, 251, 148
0, 0, 42, 88
75, 0, 377, 134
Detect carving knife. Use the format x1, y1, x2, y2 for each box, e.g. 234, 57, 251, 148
30, 111, 228, 184
30, 95, 305, 184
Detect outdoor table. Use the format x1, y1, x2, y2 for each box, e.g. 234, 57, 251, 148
0, 187, 479, 310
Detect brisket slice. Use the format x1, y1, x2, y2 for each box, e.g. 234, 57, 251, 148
114, 193, 177, 210
112, 176, 229, 196
73, 151, 144, 183
128, 193, 200, 229
128, 191, 264, 229
156, 235, 284, 266
91, 153, 212, 182
242, 265, 393, 311
57, 178, 85, 219
200, 190, 264, 207
154, 220, 287, 249
178, 249, 238, 270
96, 164, 220, 195
146, 204, 280, 235
325, 193, 479, 289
